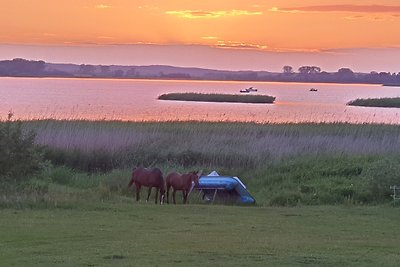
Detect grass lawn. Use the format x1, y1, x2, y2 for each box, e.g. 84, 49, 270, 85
1, 204, 400, 266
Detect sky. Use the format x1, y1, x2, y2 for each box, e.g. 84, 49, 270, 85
0, 0, 399, 72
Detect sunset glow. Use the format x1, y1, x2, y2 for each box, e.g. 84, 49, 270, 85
1, 0, 399, 71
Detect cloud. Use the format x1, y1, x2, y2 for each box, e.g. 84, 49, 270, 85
201, 36, 219, 40
95, 4, 112, 9
165, 10, 262, 19
344, 14, 397, 21
215, 41, 268, 50
271, 5, 400, 14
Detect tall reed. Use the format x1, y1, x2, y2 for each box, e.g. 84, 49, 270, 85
18, 120, 400, 172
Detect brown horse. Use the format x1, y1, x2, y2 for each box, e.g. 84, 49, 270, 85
128, 167, 165, 204
166, 171, 201, 204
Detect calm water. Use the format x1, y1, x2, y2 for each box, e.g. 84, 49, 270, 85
1, 77, 399, 124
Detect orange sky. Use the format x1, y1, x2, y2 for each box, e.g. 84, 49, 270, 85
1, 0, 400, 71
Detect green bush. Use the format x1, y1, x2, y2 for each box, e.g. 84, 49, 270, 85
361, 158, 400, 202
0, 115, 43, 181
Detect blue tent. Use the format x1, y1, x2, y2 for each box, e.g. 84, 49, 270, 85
193, 171, 256, 204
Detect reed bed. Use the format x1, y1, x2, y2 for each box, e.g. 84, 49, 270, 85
158, 93, 276, 104
19, 120, 400, 170
348, 97, 400, 108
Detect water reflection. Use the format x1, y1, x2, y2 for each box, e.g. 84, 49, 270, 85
1, 77, 399, 124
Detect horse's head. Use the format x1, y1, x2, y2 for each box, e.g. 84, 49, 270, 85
191, 170, 202, 186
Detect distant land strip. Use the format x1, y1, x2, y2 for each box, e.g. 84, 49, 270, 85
348, 97, 400, 108
1, 58, 400, 85
158, 93, 276, 104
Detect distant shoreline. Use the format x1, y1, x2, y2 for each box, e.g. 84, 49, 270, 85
1, 58, 400, 86
0, 74, 392, 87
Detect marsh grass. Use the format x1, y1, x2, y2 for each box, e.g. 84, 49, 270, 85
2, 120, 400, 206
348, 97, 400, 108
20, 120, 400, 171
158, 92, 276, 104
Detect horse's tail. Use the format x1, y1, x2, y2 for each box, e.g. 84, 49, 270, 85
128, 169, 136, 188
155, 168, 166, 192
160, 173, 166, 192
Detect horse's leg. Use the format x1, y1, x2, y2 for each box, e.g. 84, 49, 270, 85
166, 185, 171, 204
136, 185, 141, 202
183, 190, 187, 204
146, 187, 152, 203
160, 189, 164, 205
155, 189, 158, 204
173, 189, 177, 204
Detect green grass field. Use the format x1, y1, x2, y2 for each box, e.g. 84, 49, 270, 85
1, 204, 400, 266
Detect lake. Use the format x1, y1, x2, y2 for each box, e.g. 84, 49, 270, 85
1, 77, 399, 124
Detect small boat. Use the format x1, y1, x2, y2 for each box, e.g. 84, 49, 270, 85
309, 88, 318, 92
240, 87, 257, 93
247, 87, 258, 92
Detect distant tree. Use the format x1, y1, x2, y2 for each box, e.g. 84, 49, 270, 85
0, 58, 46, 76
100, 65, 110, 74
336, 68, 355, 80
126, 68, 137, 77
298, 66, 311, 74
79, 64, 95, 75
113, 69, 124, 77
338, 68, 354, 75
309, 66, 321, 74
283, 65, 293, 74
298, 66, 321, 74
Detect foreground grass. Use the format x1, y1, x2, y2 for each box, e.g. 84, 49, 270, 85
158, 93, 276, 104
348, 97, 400, 108
1, 204, 399, 266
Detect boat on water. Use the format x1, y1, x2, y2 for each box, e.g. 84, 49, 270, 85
240, 87, 258, 93
309, 88, 318, 92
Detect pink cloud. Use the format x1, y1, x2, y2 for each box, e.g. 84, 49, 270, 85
165, 9, 262, 19
274, 5, 400, 14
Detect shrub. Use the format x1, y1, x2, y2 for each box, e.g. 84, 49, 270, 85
361, 158, 400, 202
0, 114, 43, 181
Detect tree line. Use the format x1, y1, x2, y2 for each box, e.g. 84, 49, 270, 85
279, 65, 400, 85
0, 58, 399, 85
